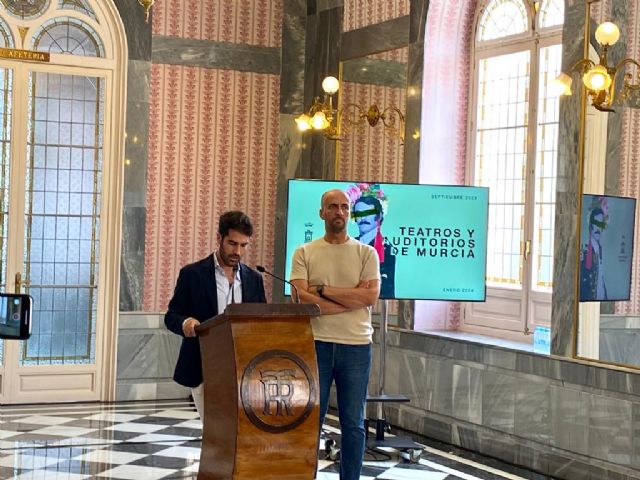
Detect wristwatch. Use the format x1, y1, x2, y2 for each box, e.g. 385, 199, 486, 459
316, 285, 326, 298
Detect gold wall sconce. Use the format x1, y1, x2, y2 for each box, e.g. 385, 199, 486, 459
555, 0, 640, 112
138, 0, 155, 23
295, 76, 405, 142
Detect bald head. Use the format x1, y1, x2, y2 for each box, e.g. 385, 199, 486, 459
321, 189, 349, 208
320, 189, 350, 235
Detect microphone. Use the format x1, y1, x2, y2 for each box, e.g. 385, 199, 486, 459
230, 265, 238, 304
256, 265, 300, 304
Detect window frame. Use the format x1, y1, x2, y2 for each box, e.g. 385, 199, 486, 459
463, 0, 563, 340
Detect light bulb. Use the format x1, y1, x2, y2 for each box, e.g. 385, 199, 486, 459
295, 113, 312, 131
321, 76, 340, 95
583, 65, 611, 91
551, 72, 573, 96
595, 22, 620, 46
311, 111, 329, 130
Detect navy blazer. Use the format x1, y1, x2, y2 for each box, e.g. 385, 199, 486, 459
164, 254, 267, 387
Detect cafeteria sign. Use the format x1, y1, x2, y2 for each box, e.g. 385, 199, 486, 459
0, 47, 50, 63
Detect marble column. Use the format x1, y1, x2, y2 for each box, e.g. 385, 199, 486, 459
399, 0, 429, 330
300, 2, 342, 180
273, 0, 308, 301
271, 0, 344, 303
114, 0, 152, 311
552, 0, 586, 357
551, 1, 595, 357
113, 0, 162, 400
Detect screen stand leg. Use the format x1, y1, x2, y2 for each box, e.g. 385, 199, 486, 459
365, 299, 423, 461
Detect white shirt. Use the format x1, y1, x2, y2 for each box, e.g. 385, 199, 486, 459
213, 251, 242, 313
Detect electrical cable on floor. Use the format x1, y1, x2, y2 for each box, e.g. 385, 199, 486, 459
364, 446, 392, 461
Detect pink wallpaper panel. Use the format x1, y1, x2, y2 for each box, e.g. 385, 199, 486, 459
337, 82, 405, 183
152, 0, 283, 47
616, 0, 640, 315
368, 47, 409, 64
590, 0, 612, 24
143, 65, 280, 311
343, 0, 410, 32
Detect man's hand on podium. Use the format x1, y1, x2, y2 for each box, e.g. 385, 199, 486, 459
182, 318, 201, 337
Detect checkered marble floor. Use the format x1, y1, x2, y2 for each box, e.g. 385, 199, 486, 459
0, 400, 550, 479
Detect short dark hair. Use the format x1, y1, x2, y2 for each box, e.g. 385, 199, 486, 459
218, 211, 253, 237
354, 196, 384, 219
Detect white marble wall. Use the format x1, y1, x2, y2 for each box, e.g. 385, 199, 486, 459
600, 315, 640, 366
377, 329, 640, 479
116, 313, 189, 401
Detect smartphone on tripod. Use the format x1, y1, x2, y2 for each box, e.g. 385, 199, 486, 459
0, 293, 33, 340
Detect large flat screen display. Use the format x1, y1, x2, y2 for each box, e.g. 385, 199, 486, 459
579, 194, 636, 302
284, 179, 489, 301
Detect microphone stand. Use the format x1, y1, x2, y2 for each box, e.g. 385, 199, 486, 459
256, 266, 300, 304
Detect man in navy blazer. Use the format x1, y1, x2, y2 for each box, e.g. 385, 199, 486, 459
165, 211, 266, 416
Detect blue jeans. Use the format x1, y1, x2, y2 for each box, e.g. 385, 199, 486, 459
316, 341, 371, 480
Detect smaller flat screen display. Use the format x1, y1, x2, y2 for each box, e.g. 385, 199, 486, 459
579, 194, 636, 302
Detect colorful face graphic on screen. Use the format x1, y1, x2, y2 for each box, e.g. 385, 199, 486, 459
346, 183, 396, 299
580, 194, 639, 303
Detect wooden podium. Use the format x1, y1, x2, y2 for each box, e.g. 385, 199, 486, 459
195, 303, 321, 480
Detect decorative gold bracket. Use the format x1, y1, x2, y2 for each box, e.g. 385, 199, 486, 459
138, 0, 155, 23
18, 26, 29, 49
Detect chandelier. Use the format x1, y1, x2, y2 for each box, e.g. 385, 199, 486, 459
555, 0, 640, 112
295, 76, 405, 142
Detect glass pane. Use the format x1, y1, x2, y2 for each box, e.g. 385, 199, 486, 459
21, 71, 103, 366
475, 50, 530, 288
538, 0, 564, 29
478, 0, 529, 41
0, 15, 15, 48
58, 0, 97, 22
32, 17, 103, 57
533, 44, 562, 292
1, 0, 50, 20
0, 68, 12, 365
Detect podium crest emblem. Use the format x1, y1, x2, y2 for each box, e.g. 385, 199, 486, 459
240, 349, 316, 433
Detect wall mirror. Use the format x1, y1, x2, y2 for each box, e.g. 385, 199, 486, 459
337, 46, 409, 326
337, 46, 408, 180
575, 43, 640, 368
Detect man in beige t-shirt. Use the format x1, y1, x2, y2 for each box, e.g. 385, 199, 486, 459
290, 189, 380, 480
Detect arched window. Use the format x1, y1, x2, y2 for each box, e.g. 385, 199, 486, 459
538, 0, 564, 28
32, 17, 104, 56
2, 0, 51, 20
477, 0, 528, 41
58, 0, 98, 22
0, 15, 14, 47
464, 0, 564, 337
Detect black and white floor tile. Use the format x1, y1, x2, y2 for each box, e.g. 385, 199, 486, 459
0, 400, 552, 479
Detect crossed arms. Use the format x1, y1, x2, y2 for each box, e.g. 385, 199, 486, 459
290, 278, 380, 315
